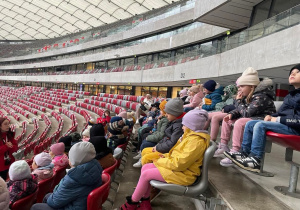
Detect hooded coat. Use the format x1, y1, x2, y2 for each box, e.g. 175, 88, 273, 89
146, 116, 169, 143
215, 84, 238, 111
229, 78, 276, 120
47, 159, 102, 210
154, 129, 210, 186
271, 88, 300, 131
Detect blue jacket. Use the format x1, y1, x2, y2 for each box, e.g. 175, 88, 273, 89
47, 159, 103, 210
202, 87, 223, 111
272, 88, 300, 131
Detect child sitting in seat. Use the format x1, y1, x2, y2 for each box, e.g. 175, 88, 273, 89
7, 160, 37, 207
140, 98, 184, 166
214, 67, 276, 167
226, 64, 300, 172
119, 109, 210, 209
199, 80, 223, 112
107, 117, 127, 150
30, 142, 102, 210
32, 152, 54, 182
49, 143, 69, 167
81, 126, 92, 142
97, 110, 111, 126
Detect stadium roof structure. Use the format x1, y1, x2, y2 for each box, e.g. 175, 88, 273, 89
0, 0, 181, 41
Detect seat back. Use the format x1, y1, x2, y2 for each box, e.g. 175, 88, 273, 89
36, 175, 55, 203
185, 141, 216, 197
87, 173, 111, 210
11, 188, 39, 210
103, 159, 118, 176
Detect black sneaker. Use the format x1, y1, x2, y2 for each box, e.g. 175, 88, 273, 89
224, 151, 246, 161
232, 156, 261, 173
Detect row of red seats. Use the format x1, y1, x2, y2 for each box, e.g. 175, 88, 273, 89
13, 101, 38, 115
35, 94, 69, 104
69, 105, 92, 133
30, 96, 62, 106
46, 91, 84, 98
7, 103, 30, 118
19, 118, 39, 149
0, 104, 20, 121
89, 97, 140, 111
25, 98, 54, 109
43, 92, 77, 101
0, 110, 10, 121
15, 121, 27, 143
18, 99, 46, 112
58, 108, 78, 137
50, 88, 90, 96
75, 102, 105, 116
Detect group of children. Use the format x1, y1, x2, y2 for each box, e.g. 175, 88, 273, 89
124, 64, 300, 209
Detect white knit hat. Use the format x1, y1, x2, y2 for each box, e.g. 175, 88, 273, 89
82, 126, 91, 137
9, 160, 32, 181
69, 142, 96, 167
237, 67, 260, 86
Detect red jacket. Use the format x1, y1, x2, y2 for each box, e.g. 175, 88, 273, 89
97, 116, 111, 126
0, 132, 18, 172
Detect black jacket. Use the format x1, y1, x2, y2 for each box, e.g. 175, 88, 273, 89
156, 118, 184, 153
272, 88, 300, 131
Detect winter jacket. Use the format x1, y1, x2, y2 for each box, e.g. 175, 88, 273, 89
52, 154, 69, 167
146, 116, 169, 143
32, 164, 54, 182
96, 116, 111, 126
154, 128, 210, 186
0, 132, 18, 172
271, 88, 300, 131
229, 78, 276, 120
142, 98, 154, 111
202, 87, 223, 111
215, 84, 238, 111
47, 159, 102, 210
183, 92, 204, 108
0, 177, 9, 210
180, 95, 188, 102
156, 116, 184, 153
7, 174, 38, 207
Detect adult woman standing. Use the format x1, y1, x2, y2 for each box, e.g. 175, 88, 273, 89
0, 118, 18, 180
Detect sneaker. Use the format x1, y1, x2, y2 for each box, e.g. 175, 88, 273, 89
133, 159, 142, 168
120, 196, 139, 210
220, 158, 233, 167
150, 187, 161, 203
213, 143, 229, 157
133, 152, 141, 160
232, 156, 261, 173
224, 151, 246, 161
139, 197, 152, 209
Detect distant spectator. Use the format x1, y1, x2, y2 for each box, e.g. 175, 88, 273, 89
96, 110, 111, 126
183, 84, 204, 112
49, 143, 69, 167
136, 94, 154, 123
179, 88, 188, 102
200, 80, 223, 111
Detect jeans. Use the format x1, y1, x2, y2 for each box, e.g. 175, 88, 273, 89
140, 139, 157, 151
241, 120, 300, 159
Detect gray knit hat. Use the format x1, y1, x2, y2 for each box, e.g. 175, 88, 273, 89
69, 142, 96, 167
9, 160, 32, 181
164, 98, 184, 117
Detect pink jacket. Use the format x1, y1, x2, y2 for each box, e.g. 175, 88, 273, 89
0, 177, 9, 210
52, 154, 69, 167
183, 92, 204, 108
32, 168, 53, 182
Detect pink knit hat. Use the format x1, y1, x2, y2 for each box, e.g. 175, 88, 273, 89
50, 143, 65, 156
118, 111, 127, 119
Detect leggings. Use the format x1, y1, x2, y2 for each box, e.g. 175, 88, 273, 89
132, 163, 166, 202
204, 112, 227, 141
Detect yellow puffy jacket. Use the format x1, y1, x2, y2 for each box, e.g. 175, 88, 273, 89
154, 128, 210, 186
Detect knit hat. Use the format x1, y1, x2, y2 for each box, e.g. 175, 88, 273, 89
159, 100, 167, 114
90, 124, 105, 137
164, 98, 184, 117
34, 152, 52, 167
290, 64, 300, 75
58, 136, 72, 152
50, 143, 65, 156
203, 80, 217, 92
9, 160, 32, 181
182, 109, 208, 133
118, 111, 127, 119
179, 88, 188, 96
82, 126, 91, 137
189, 85, 201, 93
237, 67, 260, 86
108, 121, 123, 135
110, 116, 123, 123
69, 142, 96, 167
151, 102, 160, 109
70, 132, 81, 143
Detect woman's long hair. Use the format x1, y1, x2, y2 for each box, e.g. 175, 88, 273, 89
246, 86, 255, 104
0, 118, 14, 141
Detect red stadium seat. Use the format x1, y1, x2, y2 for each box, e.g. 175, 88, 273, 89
10, 188, 39, 210
50, 165, 68, 192
36, 175, 56, 203
87, 173, 111, 210
103, 159, 118, 176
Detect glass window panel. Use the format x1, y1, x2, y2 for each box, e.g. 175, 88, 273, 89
270, 0, 300, 17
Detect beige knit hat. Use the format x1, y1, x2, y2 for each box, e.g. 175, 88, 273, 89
237, 67, 260, 86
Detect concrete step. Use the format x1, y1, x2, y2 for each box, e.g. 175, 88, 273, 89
208, 158, 292, 210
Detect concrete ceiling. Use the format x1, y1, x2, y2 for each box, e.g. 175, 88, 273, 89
195, 0, 264, 30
